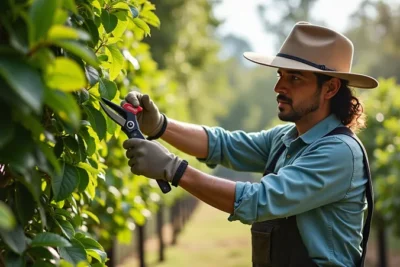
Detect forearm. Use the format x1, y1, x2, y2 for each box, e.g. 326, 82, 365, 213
161, 118, 208, 159
178, 166, 236, 214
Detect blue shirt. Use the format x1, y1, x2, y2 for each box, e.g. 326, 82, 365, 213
199, 114, 367, 267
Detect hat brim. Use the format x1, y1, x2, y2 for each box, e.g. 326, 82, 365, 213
243, 52, 378, 89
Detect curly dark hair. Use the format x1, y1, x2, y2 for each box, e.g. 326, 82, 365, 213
315, 73, 366, 133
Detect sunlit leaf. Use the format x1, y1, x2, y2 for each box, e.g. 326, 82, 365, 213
0, 201, 16, 230
106, 44, 124, 80
45, 58, 86, 91
140, 11, 160, 28
44, 89, 81, 131
53, 40, 99, 68
132, 18, 151, 36
48, 25, 90, 41
82, 210, 100, 224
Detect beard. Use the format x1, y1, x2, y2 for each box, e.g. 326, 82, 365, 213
277, 89, 321, 122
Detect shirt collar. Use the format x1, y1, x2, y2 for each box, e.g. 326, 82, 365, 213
281, 114, 343, 145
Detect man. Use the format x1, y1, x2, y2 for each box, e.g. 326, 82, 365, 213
122, 22, 378, 266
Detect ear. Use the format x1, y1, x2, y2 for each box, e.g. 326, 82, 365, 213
324, 78, 341, 100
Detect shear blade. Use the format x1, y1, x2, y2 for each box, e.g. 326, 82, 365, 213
99, 101, 126, 127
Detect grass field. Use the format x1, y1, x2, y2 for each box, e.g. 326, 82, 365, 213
118, 202, 252, 267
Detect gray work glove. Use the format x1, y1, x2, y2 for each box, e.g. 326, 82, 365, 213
123, 138, 188, 185
123, 91, 165, 138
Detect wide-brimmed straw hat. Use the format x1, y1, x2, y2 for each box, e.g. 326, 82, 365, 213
243, 22, 378, 89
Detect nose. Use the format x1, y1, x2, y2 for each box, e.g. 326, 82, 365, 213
274, 78, 287, 94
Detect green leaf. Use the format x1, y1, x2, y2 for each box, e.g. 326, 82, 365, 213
97, 55, 108, 61
38, 142, 61, 173
75, 235, 103, 250
105, 114, 118, 135
29, 47, 55, 71
57, 219, 75, 239
82, 210, 100, 224
106, 44, 124, 81
14, 183, 35, 227
31, 232, 71, 247
83, 106, 107, 140
101, 9, 118, 33
132, 18, 151, 36
85, 65, 99, 87
0, 226, 27, 254
0, 56, 44, 113
59, 260, 74, 267
99, 78, 117, 100
0, 106, 15, 148
77, 135, 87, 162
55, 208, 73, 220
62, 0, 77, 14
17, 170, 42, 204
79, 127, 96, 156
29, 0, 59, 43
59, 238, 87, 264
44, 90, 81, 131
82, 19, 99, 48
27, 246, 60, 262
0, 127, 36, 174
5, 252, 24, 267
53, 40, 99, 68
52, 162, 80, 202
5, 17, 30, 54
45, 58, 87, 91
48, 25, 90, 41
0, 201, 16, 230
76, 167, 89, 192
32, 260, 56, 267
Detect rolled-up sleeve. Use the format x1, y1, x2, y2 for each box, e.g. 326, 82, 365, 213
228, 136, 357, 224
197, 126, 272, 173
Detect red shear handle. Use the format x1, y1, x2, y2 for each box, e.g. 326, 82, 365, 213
122, 103, 143, 115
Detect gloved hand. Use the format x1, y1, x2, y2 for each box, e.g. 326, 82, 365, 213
123, 138, 188, 185
123, 91, 166, 138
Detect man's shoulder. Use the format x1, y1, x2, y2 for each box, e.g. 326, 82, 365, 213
313, 130, 364, 159
266, 123, 295, 137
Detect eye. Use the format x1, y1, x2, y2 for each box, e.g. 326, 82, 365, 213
290, 75, 300, 81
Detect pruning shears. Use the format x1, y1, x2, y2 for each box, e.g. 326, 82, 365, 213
99, 97, 172, 194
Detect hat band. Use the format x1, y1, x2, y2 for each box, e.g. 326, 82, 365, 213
277, 53, 335, 71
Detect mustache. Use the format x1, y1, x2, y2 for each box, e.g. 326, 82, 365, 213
276, 95, 292, 104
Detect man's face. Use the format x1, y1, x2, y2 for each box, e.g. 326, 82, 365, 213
274, 69, 322, 122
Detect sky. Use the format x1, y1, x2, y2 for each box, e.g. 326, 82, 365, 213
213, 0, 367, 55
